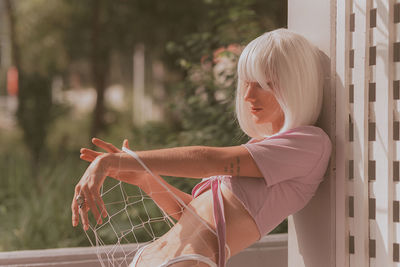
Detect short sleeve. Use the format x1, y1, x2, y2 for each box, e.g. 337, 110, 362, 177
242, 126, 330, 187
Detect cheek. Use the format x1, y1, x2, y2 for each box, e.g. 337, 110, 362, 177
262, 95, 279, 110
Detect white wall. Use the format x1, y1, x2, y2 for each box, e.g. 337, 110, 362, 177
288, 1, 336, 267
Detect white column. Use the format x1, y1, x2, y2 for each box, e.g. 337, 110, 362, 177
288, 1, 336, 267
335, 0, 351, 266
350, 0, 370, 266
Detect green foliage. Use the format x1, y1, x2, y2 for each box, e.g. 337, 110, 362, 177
163, 0, 267, 147
0, 115, 173, 251
1, 0, 288, 252
0, 131, 88, 250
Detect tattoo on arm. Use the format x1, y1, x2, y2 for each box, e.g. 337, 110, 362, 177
236, 157, 240, 176
224, 157, 240, 177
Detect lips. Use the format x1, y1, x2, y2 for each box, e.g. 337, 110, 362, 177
250, 107, 263, 114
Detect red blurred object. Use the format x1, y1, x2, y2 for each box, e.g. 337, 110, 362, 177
7, 66, 19, 96
213, 44, 242, 64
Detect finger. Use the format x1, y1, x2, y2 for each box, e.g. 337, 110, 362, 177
71, 191, 80, 227
79, 205, 90, 231
80, 149, 103, 163
94, 193, 108, 218
72, 185, 83, 227
82, 186, 102, 225
80, 154, 95, 163
80, 148, 102, 158
122, 139, 130, 149
92, 138, 120, 153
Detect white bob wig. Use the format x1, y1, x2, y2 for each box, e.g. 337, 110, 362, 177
236, 28, 323, 139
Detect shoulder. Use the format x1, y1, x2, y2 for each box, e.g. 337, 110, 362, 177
250, 125, 331, 155
272, 125, 329, 141
242, 125, 332, 185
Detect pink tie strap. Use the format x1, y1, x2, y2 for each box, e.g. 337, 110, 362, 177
192, 176, 226, 267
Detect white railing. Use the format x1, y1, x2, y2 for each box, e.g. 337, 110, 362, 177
0, 234, 287, 267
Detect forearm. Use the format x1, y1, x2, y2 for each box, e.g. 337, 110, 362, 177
102, 144, 262, 180
139, 173, 193, 221
108, 146, 215, 179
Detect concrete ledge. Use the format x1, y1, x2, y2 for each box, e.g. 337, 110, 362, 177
0, 234, 287, 267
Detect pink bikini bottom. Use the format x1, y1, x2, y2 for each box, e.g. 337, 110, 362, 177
130, 242, 230, 267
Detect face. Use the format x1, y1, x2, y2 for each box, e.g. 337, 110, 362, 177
244, 81, 284, 126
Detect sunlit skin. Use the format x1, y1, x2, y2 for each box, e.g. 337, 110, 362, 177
76, 139, 261, 265
244, 81, 285, 134
71, 82, 286, 266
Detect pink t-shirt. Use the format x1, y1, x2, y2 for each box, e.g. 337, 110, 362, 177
220, 125, 332, 239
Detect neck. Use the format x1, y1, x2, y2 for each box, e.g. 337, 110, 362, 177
271, 111, 285, 134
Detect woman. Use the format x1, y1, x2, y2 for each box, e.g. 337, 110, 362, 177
72, 28, 332, 267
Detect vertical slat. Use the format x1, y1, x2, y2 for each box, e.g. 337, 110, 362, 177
337, 0, 351, 266
394, 1, 400, 267
352, 0, 370, 266
372, 0, 394, 266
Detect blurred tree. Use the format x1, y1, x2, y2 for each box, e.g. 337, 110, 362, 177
89, 0, 111, 138
6, 0, 286, 172
4, 0, 54, 178
16, 73, 52, 179
4, 0, 20, 69
11, 0, 287, 133
14, 0, 216, 138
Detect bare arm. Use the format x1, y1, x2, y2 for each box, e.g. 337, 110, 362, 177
138, 173, 193, 221
104, 145, 263, 179
73, 141, 263, 229
79, 138, 193, 221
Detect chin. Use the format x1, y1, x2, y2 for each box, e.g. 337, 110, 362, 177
252, 117, 270, 124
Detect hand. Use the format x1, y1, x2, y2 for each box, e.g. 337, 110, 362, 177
79, 138, 147, 186
71, 154, 109, 231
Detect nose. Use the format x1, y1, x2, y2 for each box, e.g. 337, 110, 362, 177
244, 83, 256, 102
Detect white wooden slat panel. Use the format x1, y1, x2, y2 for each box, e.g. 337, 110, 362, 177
389, 0, 400, 267
369, 103, 376, 124
349, 180, 355, 194
395, 64, 400, 80
396, 183, 400, 200
394, 102, 400, 121
369, 182, 376, 198
372, 0, 393, 266
396, 223, 400, 242
352, 0, 370, 266
292, 0, 400, 266
395, 24, 400, 42
349, 217, 355, 233
336, 0, 351, 264
370, 257, 376, 267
